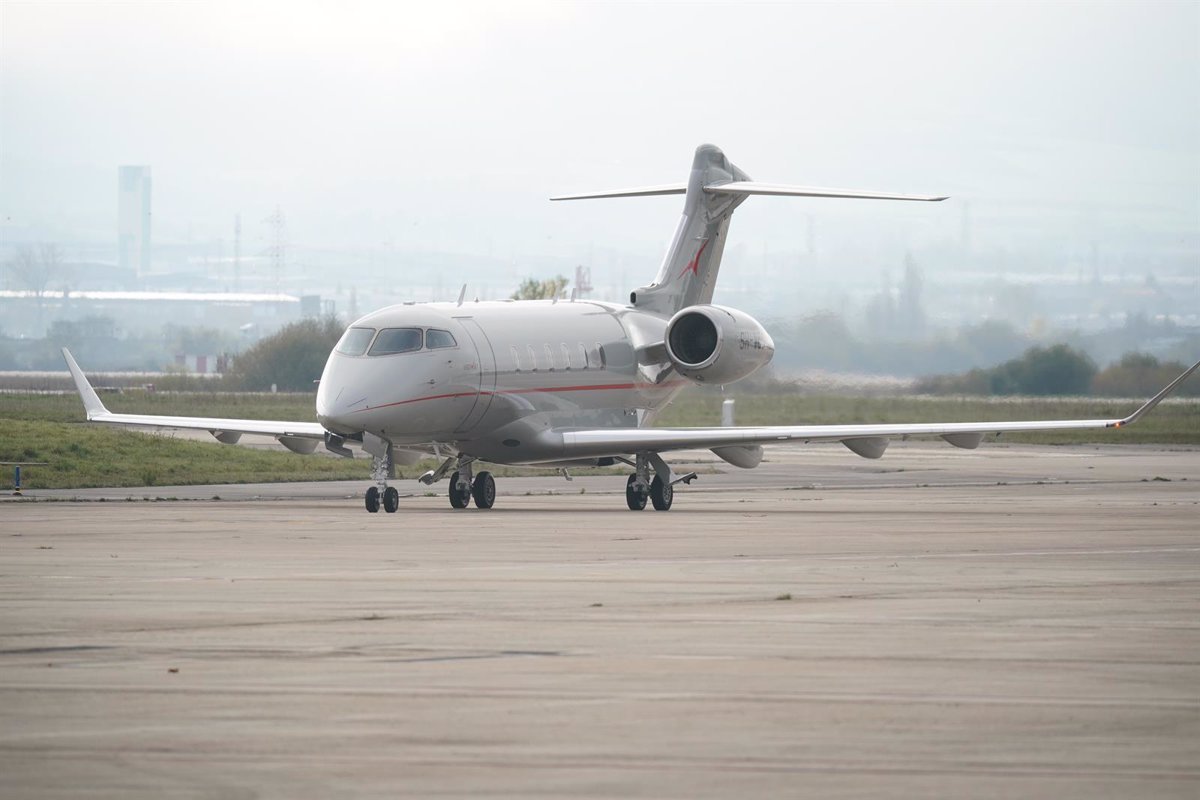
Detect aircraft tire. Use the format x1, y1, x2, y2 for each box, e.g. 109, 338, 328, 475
365, 486, 381, 513
650, 475, 673, 511
383, 486, 399, 513
472, 471, 496, 509
448, 471, 471, 509
625, 474, 648, 511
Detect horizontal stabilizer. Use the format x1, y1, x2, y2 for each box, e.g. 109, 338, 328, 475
705, 181, 948, 202
550, 184, 686, 201
551, 182, 946, 203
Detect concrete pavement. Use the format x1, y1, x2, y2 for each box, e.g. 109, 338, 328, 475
2, 445, 1198, 798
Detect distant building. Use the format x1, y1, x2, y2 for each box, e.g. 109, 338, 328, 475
118, 166, 152, 277
0, 289, 303, 339
300, 294, 336, 318
174, 353, 229, 374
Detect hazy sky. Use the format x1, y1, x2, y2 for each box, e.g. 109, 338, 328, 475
2, 0, 1197, 272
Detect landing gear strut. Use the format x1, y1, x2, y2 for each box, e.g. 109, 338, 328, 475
364, 445, 399, 513
625, 452, 652, 511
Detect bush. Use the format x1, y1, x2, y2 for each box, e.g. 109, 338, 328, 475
511, 276, 568, 300
226, 317, 343, 391
916, 344, 1096, 396
1093, 353, 1199, 398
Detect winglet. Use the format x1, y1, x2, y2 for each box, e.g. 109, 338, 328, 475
61, 348, 110, 420
1112, 357, 1200, 428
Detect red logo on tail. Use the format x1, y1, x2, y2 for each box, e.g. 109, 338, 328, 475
679, 239, 710, 278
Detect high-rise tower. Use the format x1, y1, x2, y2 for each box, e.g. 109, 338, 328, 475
118, 166, 152, 277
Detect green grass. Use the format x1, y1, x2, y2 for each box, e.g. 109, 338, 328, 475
0, 390, 318, 424
1, 420, 368, 490
3, 388, 1196, 490
0, 392, 351, 490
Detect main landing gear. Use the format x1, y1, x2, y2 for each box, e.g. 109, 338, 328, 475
446, 462, 496, 510
623, 452, 696, 512
416, 455, 497, 511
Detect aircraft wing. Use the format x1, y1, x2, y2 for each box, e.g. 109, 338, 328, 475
558, 358, 1200, 461
62, 348, 328, 451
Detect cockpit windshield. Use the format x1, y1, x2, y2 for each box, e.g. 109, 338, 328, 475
368, 328, 423, 356
425, 329, 457, 349
334, 327, 376, 356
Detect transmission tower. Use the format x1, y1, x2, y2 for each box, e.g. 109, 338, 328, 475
233, 213, 241, 289
574, 264, 593, 298
264, 206, 286, 290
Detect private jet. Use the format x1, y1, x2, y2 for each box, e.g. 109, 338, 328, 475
63, 144, 1200, 512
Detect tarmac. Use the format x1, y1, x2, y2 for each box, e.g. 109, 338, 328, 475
2, 442, 1198, 798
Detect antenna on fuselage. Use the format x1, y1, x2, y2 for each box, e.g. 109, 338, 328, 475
456, 284, 467, 307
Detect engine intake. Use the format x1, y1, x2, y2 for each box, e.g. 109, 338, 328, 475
664, 305, 774, 384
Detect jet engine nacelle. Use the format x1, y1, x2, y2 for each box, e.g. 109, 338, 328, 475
664, 304, 775, 385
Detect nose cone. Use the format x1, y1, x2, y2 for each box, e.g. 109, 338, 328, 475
316, 353, 354, 434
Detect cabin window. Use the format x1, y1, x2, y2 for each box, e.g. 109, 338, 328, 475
425, 329, 457, 349
527, 345, 538, 371
368, 327, 422, 356
561, 343, 572, 370
335, 327, 375, 356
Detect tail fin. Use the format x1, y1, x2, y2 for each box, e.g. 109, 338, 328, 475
552, 144, 946, 316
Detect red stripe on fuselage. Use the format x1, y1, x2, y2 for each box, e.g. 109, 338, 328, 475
351, 381, 687, 414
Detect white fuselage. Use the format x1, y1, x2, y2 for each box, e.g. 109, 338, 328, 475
316, 300, 688, 464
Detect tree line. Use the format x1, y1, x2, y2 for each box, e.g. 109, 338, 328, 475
914, 346, 1197, 397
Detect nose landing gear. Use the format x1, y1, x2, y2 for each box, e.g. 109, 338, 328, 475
364, 443, 400, 513
365, 485, 400, 513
